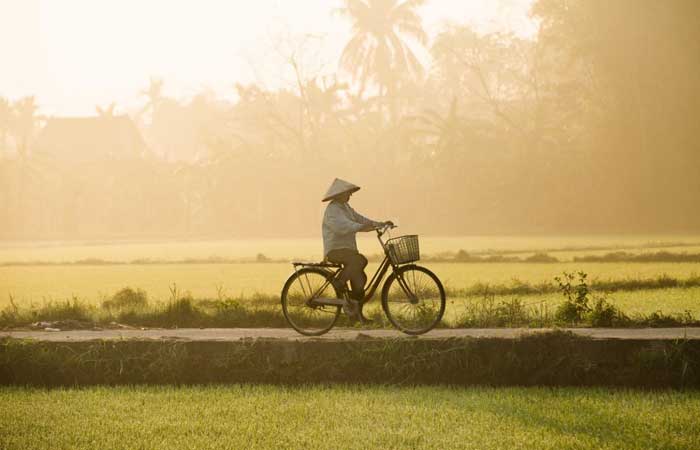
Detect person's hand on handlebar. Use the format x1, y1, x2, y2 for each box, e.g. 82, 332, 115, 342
376, 221, 396, 231
377, 221, 396, 235
359, 221, 395, 232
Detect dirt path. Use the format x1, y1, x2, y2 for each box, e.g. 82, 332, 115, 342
2, 327, 699, 342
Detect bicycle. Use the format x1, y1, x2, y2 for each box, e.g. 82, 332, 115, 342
280, 223, 446, 336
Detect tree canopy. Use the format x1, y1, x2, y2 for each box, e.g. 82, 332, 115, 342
1, 0, 699, 239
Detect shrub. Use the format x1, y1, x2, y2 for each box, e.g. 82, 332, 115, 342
555, 301, 582, 324
554, 271, 631, 326
102, 287, 148, 310
495, 298, 530, 326
213, 299, 246, 320
588, 298, 628, 327
554, 271, 591, 323
454, 250, 479, 262
163, 295, 203, 326
524, 253, 559, 263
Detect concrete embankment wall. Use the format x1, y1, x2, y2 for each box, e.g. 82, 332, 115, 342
1, 332, 699, 387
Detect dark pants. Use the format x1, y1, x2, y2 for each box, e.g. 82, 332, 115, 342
326, 248, 368, 301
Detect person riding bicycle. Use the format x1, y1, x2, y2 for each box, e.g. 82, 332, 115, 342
322, 178, 393, 319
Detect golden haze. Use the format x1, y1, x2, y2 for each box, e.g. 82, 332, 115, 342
1, 0, 699, 240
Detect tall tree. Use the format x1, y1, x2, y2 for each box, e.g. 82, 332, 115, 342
0, 97, 10, 155
532, 0, 700, 228
338, 0, 427, 100
141, 77, 164, 120
12, 96, 39, 158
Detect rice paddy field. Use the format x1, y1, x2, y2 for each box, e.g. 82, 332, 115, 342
1, 385, 698, 450
3, 261, 700, 301
1, 237, 700, 316
1, 235, 699, 318
2, 234, 700, 263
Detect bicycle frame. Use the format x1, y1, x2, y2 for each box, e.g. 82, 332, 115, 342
294, 225, 407, 305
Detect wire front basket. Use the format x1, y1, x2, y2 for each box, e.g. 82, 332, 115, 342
385, 235, 420, 265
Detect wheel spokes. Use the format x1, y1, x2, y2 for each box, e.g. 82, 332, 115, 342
284, 271, 340, 333
385, 269, 443, 332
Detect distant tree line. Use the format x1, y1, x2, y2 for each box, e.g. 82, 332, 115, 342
1, 0, 699, 240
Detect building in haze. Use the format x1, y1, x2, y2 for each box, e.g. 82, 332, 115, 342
34, 115, 148, 161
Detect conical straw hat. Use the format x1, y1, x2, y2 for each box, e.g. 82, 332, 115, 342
322, 178, 360, 202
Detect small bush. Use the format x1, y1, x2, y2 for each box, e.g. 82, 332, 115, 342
102, 288, 148, 310
163, 296, 203, 327
454, 250, 480, 262
555, 301, 582, 324
554, 271, 632, 327
588, 298, 628, 327
524, 253, 559, 263
495, 298, 530, 326
554, 271, 591, 323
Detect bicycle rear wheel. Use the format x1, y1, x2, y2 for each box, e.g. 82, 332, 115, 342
381, 265, 445, 335
281, 267, 341, 336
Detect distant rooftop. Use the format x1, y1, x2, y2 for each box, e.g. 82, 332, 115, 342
35, 115, 148, 161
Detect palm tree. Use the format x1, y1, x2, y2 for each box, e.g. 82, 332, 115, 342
12, 96, 39, 159
338, 0, 427, 99
410, 96, 465, 159
6, 97, 41, 236
141, 77, 164, 119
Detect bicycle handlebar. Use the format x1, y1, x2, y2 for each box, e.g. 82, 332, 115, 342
375, 222, 397, 236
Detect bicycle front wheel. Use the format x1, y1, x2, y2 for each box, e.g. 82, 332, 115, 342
281, 267, 341, 336
381, 265, 446, 335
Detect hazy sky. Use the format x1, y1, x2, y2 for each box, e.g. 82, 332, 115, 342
0, 0, 536, 116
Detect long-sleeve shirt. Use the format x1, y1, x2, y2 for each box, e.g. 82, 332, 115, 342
322, 200, 381, 257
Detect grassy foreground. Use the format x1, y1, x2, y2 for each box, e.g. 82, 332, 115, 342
3, 282, 699, 330
1, 386, 698, 450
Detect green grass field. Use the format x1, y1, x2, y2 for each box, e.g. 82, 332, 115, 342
1, 386, 698, 450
